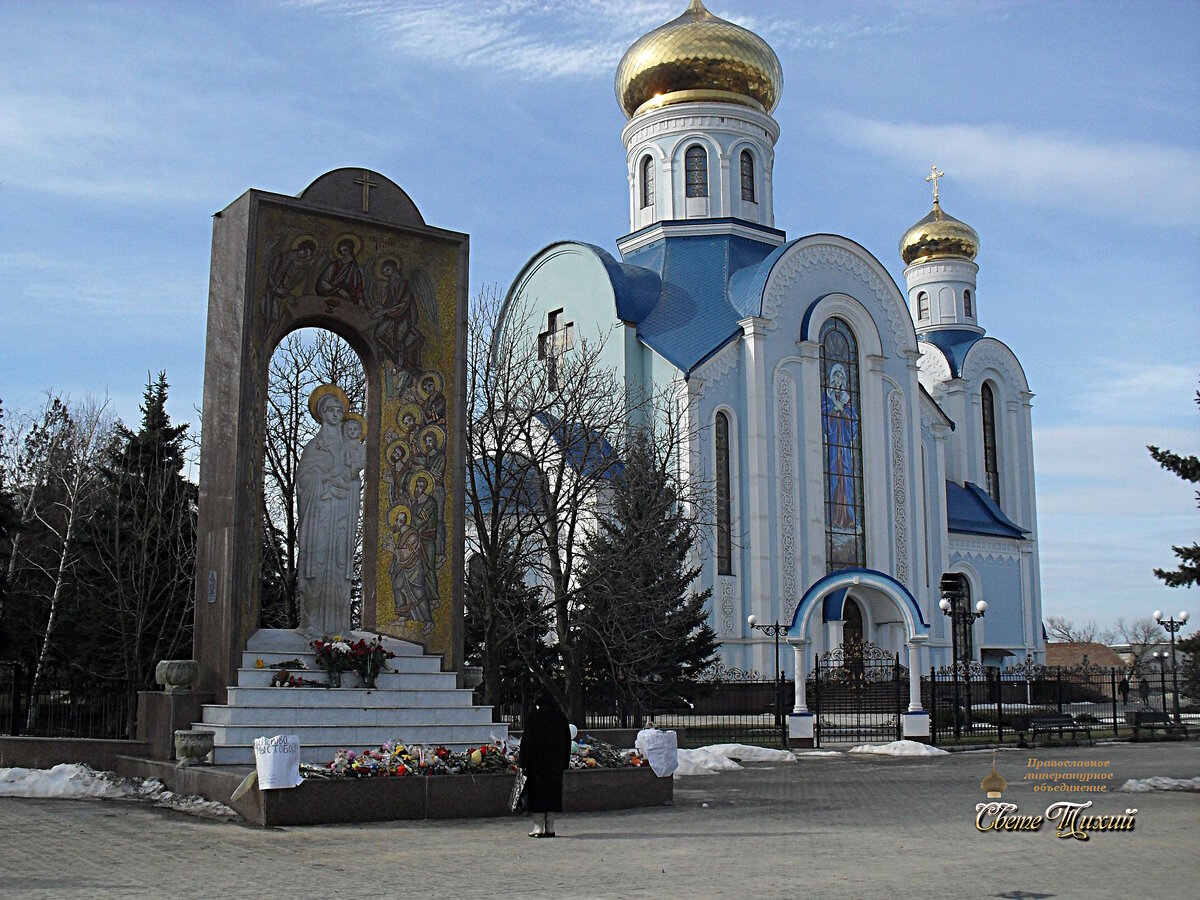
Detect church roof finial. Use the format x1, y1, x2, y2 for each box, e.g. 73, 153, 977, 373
926, 164, 945, 206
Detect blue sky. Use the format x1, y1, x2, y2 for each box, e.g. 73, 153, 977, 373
2, 1, 1197, 631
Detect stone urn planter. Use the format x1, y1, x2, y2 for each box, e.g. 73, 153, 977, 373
174, 729, 215, 766
156, 659, 200, 693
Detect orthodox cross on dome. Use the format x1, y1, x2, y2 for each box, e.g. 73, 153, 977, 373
538, 308, 575, 390
926, 165, 945, 204
354, 170, 379, 213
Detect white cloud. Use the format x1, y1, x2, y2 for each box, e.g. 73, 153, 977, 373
825, 113, 1200, 228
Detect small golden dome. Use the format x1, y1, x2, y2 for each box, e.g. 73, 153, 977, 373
615, 0, 783, 120
900, 201, 980, 265
981, 757, 1007, 799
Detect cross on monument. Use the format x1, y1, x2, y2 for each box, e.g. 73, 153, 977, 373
926, 165, 945, 204
354, 170, 379, 213
538, 308, 575, 390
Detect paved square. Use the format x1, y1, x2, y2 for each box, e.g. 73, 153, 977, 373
1, 741, 1196, 898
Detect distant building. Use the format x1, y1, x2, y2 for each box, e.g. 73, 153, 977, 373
1045, 642, 1126, 669
500, 1, 1045, 680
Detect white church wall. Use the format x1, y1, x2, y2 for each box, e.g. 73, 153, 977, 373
949, 539, 1027, 654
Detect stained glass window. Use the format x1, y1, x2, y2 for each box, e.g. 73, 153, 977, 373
685, 145, 708, 198
715, 411, 732, 574
917, 291, 929, 320
641, 155, 654, 209
820, 318, 865, 573
982, 382, 1000, 505
740, 150, 755, 202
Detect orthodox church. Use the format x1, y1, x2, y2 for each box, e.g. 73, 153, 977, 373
501, 1, 1045, 716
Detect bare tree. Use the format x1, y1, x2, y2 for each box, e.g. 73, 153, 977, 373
1112, 616, 1161, 664
261, 329, 365, 627
1044, 615, 1114, 644
465, 288, 711, 723
0, 394, 113, 725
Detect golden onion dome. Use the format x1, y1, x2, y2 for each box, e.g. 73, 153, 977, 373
900, 201, 980, 265
615, 0, 783, 120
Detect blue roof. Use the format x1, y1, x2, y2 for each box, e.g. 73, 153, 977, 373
620, 231, 778, 373
575, 242, 662, 324
920, 330, 984, 378
534, 412, 624, 480
946, 481, 1028, 539
468, 454, 545, 514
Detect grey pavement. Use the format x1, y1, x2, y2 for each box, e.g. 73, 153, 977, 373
2, 740, 1197, 899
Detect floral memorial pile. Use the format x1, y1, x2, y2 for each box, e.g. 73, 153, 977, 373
299, 735, 649, 780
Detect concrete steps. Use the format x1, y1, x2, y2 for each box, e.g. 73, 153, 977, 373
198, 629, 508, 765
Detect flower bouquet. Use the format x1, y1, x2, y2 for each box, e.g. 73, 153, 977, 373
310, 636, 355, 687
349, 635, 396, 688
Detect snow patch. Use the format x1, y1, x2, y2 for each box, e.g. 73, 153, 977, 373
673, 743, 797, 776
794, 750, 844, 758
848, 740, 949, 758
1119, 776, 1200, 793
0, 764, 239, 818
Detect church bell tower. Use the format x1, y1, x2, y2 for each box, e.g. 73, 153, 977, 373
900, 167, 983, 335
615, 0, 783, 233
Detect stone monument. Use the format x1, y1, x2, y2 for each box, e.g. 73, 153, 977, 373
192, 168, 467, 699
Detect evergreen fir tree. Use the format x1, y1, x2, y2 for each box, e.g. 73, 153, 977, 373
79, 373, 197, 711
578, 431, 718, 723
1147, 385, 1200, 588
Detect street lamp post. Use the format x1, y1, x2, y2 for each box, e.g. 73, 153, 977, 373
748, 614, 787, 745
1153, 610, 1189, 723
939, 581, 987, 739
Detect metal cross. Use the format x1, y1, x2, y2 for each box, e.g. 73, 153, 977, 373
926, 165, 945, 204
538, 308, 575, 390
354, 170, 379, 213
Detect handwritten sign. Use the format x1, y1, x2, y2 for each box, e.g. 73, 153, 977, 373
253, 734, 303, 789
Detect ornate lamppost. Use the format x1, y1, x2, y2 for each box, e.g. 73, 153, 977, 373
748, 615, 787, 743
939, 579, 987, 738
1153, 610, 1189, 723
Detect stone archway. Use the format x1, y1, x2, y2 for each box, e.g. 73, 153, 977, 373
192, 169, 468, 699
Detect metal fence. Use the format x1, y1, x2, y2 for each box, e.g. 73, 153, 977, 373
0, 661, 136, 740
487, 666, 795, 749
923, 659, 1168, 746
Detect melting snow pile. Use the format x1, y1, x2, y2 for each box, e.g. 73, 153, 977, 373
848, 740, 949, 758
0, 763, 239, 818
674, 743, 797, 776
1119, 776, 1200, 793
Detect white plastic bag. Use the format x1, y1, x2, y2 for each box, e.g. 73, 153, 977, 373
253, 734, 303, 790
635, 728, 679, 777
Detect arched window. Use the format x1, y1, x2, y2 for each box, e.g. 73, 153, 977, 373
640, 155, 654, 209
740, 150, 755, 202
917, 291, 929, 320
963, 289, 973, 317
685, 145, 708, 198
820, 318, 865, 573
715, 411, 732, 574
982, 382, 1001, 505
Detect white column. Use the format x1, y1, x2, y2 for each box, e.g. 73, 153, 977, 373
796, 340, 823, 581
907, 639, 927, 711
792, 641, 808, 712
740, 317, 772, 623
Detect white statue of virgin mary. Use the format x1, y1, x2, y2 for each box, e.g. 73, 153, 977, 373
296, 384, 364, 636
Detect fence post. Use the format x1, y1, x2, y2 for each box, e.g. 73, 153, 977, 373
993, 667, 1003, 744
1110, 668, 1119, 737
9, 661, 22, 737
928, 666, 937, 745
1055, 668, 1063, 713
895, 654, 903, 742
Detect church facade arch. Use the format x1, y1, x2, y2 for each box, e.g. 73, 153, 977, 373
784, 567, 931, 743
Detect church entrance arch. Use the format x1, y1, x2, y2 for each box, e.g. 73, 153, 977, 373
785, 568, 931, 746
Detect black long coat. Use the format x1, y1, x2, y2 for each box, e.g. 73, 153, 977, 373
519, 701, 571, 813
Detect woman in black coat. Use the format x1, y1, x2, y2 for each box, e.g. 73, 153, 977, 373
519, 690, 572, 837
